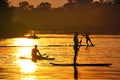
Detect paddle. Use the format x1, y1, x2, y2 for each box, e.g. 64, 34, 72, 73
78, 37, 82, 49
42, 54, 49, 58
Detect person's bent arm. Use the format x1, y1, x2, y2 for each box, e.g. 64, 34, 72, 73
37, 50, 42, 57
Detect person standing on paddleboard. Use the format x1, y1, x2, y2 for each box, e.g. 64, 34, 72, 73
73, 32, 82, 64
31, 45, 42, 62
82, 33, 94, 46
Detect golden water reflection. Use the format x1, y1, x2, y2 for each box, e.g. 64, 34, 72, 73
17, 59, 37, 73
14, 38, 36, 57
13, 38, 37, 46
16, 47, 32, 58
16, 53, 37, 80
21, 75, 36, 80
13, 38, 38, 73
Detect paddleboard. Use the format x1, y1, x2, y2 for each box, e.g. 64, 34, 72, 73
80, 44, 95, 47
19, 56, 55, 60
50, 62, 112, 66
68, 44, 95, 47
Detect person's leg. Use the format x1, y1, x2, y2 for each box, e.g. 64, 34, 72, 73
86, 39, 89, 46
89, 39, 93, 46
74, 50, 78, 64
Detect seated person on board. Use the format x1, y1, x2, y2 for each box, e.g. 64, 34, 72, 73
31, 45, 42, 62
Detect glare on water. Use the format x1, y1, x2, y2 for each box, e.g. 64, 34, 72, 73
17, 59, 37, 73
16, 47, 32, 57
13, 38, 37, 46
13, 38, 38, 73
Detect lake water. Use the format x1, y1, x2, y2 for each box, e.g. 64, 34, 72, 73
0, 34, 120, 80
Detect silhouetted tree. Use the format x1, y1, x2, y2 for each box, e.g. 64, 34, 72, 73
37, 2, 51, 10
77, 0, 92, 4
0, 0, 13, 23
65, 0, 93, 8
68, 0, 73, 4
0, 0, 13, 38
19, 1, 29, 10
93, 0, 113, 6
19, 1, 34, 11
62, 2, 76, 8
67, 0, 92, 4
28, 5, 34, 10
114, 0, 120, 6
104, 0, 113, 5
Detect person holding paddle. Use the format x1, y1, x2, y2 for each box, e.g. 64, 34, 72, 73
31, 45, 42, 62
73, 32, 82, 65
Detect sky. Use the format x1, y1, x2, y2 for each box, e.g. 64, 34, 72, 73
9, 0, 99, 8
9, 0, 68, 8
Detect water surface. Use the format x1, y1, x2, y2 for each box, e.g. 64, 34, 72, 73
0, 34, 120, 80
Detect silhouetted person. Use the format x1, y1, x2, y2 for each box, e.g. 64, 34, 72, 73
73, 65, 78, 80
83, 33, 94, 46
31, 45, 42, 62
73, 32, 82, 79
73, 32, 79, 64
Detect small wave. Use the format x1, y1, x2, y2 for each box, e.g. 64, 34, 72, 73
0, 55, 15, 58
0, 55, 9, 58
0, 56, 8, 58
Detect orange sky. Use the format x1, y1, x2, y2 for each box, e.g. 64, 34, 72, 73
9, 0, 98, 8
9, 0, 68, 8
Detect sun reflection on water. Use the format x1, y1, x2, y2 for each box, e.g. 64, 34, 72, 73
16, 47, 32, 58
13, 38, 37, 46
21, 75, 36, 80
13, 38, 38, 74
17, 59, 37, 73
13, 38, 38, 57
17, 59, 37, 80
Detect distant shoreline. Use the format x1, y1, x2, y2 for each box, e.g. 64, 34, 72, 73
0, 32, 120, 39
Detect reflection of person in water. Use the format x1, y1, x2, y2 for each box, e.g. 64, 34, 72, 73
31, 45, 42, 62
83, 33, 94, 46
73, 32, 81, 80
73, 65, 78, 80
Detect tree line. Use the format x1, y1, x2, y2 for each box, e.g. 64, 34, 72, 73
16, 0, 120, 11
0, 0, 120, 38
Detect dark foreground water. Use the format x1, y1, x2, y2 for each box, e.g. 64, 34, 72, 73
0, 34, 120, 80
